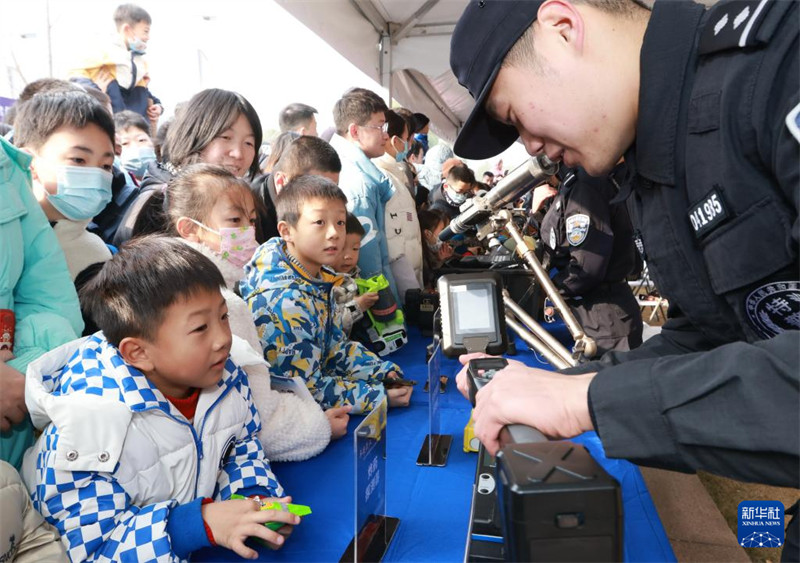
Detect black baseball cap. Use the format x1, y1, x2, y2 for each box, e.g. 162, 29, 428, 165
450, 0, 544, 160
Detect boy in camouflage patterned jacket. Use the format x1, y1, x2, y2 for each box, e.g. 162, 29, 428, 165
241, 176, 413, 414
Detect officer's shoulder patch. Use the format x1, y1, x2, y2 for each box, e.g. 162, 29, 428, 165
699, 0, 779, 55
745, 281, 800, 339
566, 214, 590, 246
786, 103, 800, 144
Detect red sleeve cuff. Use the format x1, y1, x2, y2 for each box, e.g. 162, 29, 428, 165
201, 497, 217, 546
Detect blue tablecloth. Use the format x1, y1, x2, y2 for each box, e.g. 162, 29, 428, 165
196, 327, 676, 562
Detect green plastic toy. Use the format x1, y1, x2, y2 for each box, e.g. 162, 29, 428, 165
354, 274, 408, 356
230, 494, 312, 530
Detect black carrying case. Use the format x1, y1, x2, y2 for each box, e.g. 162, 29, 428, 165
495, 441, 623, 562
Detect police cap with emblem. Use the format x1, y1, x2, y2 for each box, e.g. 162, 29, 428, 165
450, 0, 544, 160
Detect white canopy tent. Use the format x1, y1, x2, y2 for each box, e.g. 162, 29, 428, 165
275, 0, 472, 144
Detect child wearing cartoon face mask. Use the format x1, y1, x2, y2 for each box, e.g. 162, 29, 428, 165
15, 91, 115, 317
157, 163, 345, 461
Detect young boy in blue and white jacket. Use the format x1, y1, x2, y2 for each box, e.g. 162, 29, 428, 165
240, 176, 412, 415
21, 237, 299, 562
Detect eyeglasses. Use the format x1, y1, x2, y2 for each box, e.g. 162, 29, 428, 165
361, 122, 389, 134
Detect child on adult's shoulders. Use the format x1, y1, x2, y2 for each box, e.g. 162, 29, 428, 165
69, 4, 162, 121
240, 176, 413, 413
22, 237, 298, 562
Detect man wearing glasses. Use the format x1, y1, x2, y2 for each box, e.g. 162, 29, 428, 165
330, 88, 399, 301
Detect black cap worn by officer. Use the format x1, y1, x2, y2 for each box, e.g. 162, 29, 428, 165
450, 0, 799, 559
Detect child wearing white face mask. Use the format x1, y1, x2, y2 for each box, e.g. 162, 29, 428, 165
15, 90, 116, 336
140, 163, 344, 461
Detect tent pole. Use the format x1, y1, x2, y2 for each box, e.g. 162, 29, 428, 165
379, 32, 393, 104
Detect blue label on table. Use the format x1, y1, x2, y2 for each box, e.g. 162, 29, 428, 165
737, 501, 784, 548
355, 398, 388, 536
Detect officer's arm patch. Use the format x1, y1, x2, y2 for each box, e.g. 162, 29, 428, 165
698, 0, 776, 55
566, 214, 590, 246
786, 103, 800, 144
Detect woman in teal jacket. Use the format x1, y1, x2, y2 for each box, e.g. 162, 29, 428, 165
0, 136, 83, 469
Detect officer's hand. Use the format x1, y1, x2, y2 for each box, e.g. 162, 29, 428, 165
454, 353, 528, 400
472, 365, 596, 456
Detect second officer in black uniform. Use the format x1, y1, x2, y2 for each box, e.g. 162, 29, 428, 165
537, 166, 642, 355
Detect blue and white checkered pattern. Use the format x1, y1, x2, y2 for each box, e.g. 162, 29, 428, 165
29, 333, 284, 562
32, 448, 177, 562
216, 439, 283, 500
216, 364, 284, 500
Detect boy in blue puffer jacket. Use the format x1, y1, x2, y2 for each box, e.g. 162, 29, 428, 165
240, 176, 412, 415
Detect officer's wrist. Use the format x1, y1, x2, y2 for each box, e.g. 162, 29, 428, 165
567, 372, 596, 435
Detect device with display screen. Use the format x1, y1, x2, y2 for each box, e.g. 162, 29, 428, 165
437, 273, 507, 358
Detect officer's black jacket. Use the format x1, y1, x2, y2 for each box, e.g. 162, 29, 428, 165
539, 168, 637, 297
574, 0, 799, 489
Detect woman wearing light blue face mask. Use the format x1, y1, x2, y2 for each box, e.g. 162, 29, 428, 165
16, 91, 115, 289
373, 110, 424, 301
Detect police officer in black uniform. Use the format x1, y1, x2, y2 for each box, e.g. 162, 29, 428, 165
448, 1, 799, 559
538, 166, 643, 355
